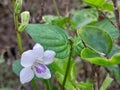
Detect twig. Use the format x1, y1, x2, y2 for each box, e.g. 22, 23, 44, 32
112, 0, 120, 32
52, 0, 60, 17
97, 9, 117, 28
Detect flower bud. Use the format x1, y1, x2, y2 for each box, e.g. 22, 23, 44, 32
18, 11, 30, 32
14, 0, 22, 14
21, 11, 30, 25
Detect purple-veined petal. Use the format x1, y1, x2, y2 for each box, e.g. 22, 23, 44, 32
33, 43, 44, 59
33, 64, 51, 79
20, 67, 34, 84
21, 50, 36, 67
42, 50, 56, 65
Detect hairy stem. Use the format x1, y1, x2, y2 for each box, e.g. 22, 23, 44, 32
12, 0, 23, 55
61, 39, 73, 90
52, 0, 60, 17
14, 14, 23, 55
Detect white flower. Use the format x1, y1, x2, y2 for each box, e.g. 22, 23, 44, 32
20, 43, 56, 84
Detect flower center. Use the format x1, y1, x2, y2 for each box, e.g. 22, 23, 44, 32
32, 60, 46, 74
34, 64, 46, 73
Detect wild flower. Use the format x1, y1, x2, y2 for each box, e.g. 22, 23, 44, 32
20, 43, 56, 84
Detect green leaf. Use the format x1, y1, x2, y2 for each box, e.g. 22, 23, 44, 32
73, 37, 84, 56
55, 72, 76, 90
107, 45, 120, 58
81, 48, 120, 66
106, 65, 120, 84
101, 3, 114, 11
26, 24, 70, 59
53, 58, 76, 89
78, 26, 113, 54
42, 15, 69, 29
94, 19, 119, 39
71, 8, 98, 29
12, 59, 23, 76
83, 0, 106, 7
72, 81, 93, 90
100, 75, 113, 90
81, 48, 100, 58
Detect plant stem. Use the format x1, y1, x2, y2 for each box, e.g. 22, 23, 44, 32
31, 79, 39, 90
61, 39, 73, 90
112, 0, 120, 32
97, 9, 117, 28
52, 0, 60, 17
14, 14, 23, 55
45, 79, 53, 90
12, 0, 23, 55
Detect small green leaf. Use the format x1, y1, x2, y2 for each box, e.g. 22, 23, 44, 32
94, 19, 119, 39
83, 0, 106, 7
14, 0, 22, 14
12, 59, 23, 76
71, 8, 98, 29
100, 75, 113, 90
42, 15, 58, 24
43, 15, 69, 29
72, 81, 93, 90
81, 48, 120, 66
26, 24, 70, 59
73, 37, 84, 56
78, 26, 113, 54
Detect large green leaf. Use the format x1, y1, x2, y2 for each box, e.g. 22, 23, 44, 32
81, 48, 120, 66
94, 19, 119, 39
71, 8, 98, 29
52, 58, 76, 90
26, 24, 70, 59
78, 26, 113, 54
83, 0, 106, 7
12, 59, 23, 76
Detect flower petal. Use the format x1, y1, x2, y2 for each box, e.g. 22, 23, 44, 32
33, 64, 51, 79
20, 67, 34, 84
33, 43, 44, 59
21, 50, 36, 67
42, 50, 56, 65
